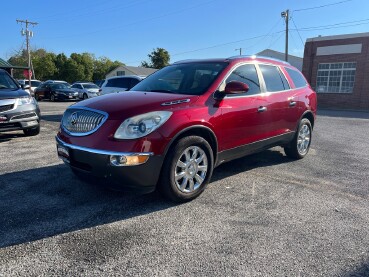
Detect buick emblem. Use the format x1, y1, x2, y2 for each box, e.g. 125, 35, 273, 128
69, 112, 78, 125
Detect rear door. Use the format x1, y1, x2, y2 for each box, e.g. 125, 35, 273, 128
258, 64, 299, 136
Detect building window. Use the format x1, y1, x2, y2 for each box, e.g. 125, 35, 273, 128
316, 62, 356, 93
116, 71, 125, 76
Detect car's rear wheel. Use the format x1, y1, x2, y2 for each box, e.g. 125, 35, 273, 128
284, 118, 312, 159
23, 125, 40, 136
159, 136, 214, 202
83, 93, 88, 100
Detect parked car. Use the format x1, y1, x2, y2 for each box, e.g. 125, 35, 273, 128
56, 56, 317, 202
0, 69, 40, 136
71, 82, 101, 100
100, 76, 144, 95
17, 79, 42, 95
34, 82, 78, 101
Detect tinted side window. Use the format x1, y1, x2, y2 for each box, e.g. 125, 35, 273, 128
71, 84, 78, 88
111, 78, 130, 88
259, 65, 286, 92
225, 64, 261, 95
285, 67, 307, 88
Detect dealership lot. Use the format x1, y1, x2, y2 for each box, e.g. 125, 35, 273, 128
0, 102, 368, 276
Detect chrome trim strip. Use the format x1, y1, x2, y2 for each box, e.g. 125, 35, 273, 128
61, 106, 109, 137
56, 136, 154, 157
161, 99, 190, 106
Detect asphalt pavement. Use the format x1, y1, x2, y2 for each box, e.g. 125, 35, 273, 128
0, 101, 368, 276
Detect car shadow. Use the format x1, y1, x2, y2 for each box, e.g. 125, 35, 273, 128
343, 260, 369, 276
211, 148, 292, 182
0, 132, 27, 142
41, 114, 63, 123
0, 164, 175, 248
0, 149, 293, 248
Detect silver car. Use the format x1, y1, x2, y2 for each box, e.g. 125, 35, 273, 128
71, 82, 100, 100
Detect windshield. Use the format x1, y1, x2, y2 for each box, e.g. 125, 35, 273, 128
131, 62, 228, 95
51, 83, 69, 90
0, 72, 19, 90
83, 84, 99, 89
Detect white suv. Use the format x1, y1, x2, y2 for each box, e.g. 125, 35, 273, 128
100, 76, 144, 95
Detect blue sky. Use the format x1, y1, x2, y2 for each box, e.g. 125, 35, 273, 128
1, 0, 368, 66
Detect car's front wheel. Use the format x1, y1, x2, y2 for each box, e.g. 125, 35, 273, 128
50, 94, 56, 102
284, 118, 312, 159
83, 93, 88, 100
159, 136, 214, 202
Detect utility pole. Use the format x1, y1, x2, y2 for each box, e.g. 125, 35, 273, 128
235, 48, 242, 56
16, 19, 38, 90
281, 9, 289, 62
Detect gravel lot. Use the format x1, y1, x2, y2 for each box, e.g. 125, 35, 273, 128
0, 101, 368, 276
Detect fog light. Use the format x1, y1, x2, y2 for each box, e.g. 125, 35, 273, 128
110, 155, 127, 166
110, 155, 149, 166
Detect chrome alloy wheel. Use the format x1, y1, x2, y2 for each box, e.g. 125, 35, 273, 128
297, 124, 311, 155
174, 146, 208, 193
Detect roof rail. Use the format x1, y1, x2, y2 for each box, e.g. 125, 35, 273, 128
173, 59, 203, 64
226, 55, 291, 65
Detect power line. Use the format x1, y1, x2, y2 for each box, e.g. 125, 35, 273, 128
293, 0, 353, 12
294, 18, 369, 30
290, 17, 305, 46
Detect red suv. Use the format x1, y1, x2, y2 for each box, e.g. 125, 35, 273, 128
56, 56, 317, 202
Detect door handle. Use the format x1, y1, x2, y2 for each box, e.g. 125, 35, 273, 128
257, 106, 267, 113
289, 101, 296, 107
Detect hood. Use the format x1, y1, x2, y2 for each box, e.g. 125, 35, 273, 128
87, 88, 99, 93
72, 91, 199, 120
0, 89, 29, 100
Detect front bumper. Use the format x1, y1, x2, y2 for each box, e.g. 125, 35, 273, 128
55, 93, 79, 101
0, 103, 40, 132
56, 136, 164, 193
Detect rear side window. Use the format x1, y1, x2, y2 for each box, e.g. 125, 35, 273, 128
225, 64, 261, 95
285, 67, 307, 88
259, 64, 289, 92
106, 78, 130, 88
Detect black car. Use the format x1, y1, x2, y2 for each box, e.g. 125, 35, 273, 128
0, 69, 40, 136
34, 82, 78, 101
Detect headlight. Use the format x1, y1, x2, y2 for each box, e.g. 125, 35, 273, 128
17, 96, 34, 106
114, 111, 172, 139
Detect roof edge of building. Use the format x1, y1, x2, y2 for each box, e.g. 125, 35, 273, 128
306, 32, 369, 42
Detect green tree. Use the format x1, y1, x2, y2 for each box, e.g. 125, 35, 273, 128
93, 57, 123, 81
141, 47, 170, 69
32, 52, 57, 80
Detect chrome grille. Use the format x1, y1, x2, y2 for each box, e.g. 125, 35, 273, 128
62, 108, 107, 136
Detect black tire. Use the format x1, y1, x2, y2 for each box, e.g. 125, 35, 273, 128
83, 93, 88, 100
50, 94, 55, 102
23, 125, 40, 136
159, 136, 214, 202
284, 118, 312, 159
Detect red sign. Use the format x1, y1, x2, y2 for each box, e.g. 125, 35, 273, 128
23, 69, 32, 78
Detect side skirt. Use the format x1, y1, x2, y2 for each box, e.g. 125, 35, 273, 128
215, 132, 295, 167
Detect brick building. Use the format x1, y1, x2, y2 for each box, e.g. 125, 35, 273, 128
302, 32, 369, 111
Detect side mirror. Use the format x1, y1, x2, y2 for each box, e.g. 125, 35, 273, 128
224, 81, 249, 94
